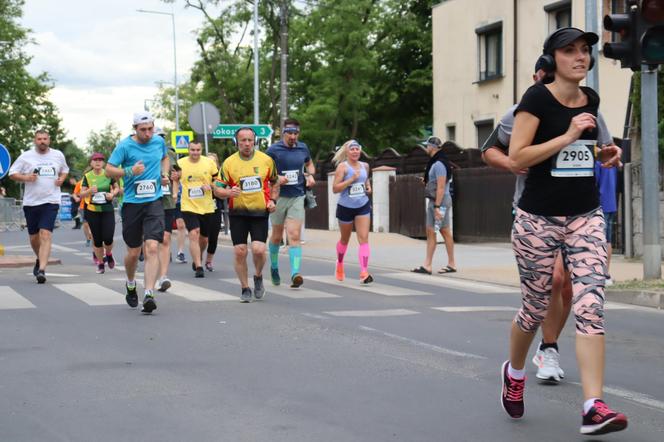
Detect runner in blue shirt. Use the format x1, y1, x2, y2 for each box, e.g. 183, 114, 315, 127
106, 111, 169, 313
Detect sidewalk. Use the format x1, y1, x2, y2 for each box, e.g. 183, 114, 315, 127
224, 228, 663, 309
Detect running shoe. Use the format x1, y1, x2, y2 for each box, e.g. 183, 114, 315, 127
335, 262, 345, 281
33, 259, 40, 277
205, 262, 214, 272
93, 252, 99, 265
532, 348, 565, 379
240, 287, 253, 303
141, 293, 157, 314
195, 267, 205, 278
85, 239, 91, 247
534, 348, 562, 383
270, 267, 281, 286
105, 254, 115, 269
500, 360, 525, 419
138, 250, 144, 262
96, 263, 105, 274
254, 275, 265, 300
125, 283, 138, 308
157, 276, 171, 292
360, 272, 374, 284
36, 270, 46, 284
176, 252, 187, 264
290, 273, 303, 288
580, 399, 628, 435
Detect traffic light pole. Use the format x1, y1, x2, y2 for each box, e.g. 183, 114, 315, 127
640, 65, 662, 279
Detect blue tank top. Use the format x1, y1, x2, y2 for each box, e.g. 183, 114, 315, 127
338, 161, 369, 209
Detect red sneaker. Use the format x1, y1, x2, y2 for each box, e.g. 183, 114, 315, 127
500, 360, 525, 419
580, 399, 628, 435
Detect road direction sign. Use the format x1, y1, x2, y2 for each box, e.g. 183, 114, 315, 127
0, 144, 11, 179
171, 131, 194, 154
188, 102, 221, 134
212, 124, 273, 140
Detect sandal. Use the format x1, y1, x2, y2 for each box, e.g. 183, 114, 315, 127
411, 266, 432, 275
438, 266, 457, 274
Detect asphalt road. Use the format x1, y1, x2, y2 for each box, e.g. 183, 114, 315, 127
1, 226, 663, 441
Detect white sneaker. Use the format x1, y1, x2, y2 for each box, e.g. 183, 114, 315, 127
157, 276, 171, 292
533, 347, 563, 383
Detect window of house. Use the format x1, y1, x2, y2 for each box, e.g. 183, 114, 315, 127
476, 22, 503, 82
545, 1, 572, 32
475, 119, 494, 148
446, 124, 456, 142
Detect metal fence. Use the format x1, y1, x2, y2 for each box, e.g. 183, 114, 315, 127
0, 198, 25, 232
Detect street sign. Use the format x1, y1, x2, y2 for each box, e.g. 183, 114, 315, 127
212, 124, 273, 140
171, 131, 195, 154
0, 143, 11, 179
188, 102, 220, 134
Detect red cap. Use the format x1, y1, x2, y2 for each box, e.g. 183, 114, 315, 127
90, 152, 105, 161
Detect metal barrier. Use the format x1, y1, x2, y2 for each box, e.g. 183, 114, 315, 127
0, 198, 26, 232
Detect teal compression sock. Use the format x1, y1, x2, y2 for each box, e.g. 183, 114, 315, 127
289, 246, 302, 276
269, 242, 280, 269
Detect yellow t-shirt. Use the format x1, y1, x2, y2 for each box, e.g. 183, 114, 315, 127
217, 150, 277, 217
177, 156, 219, 214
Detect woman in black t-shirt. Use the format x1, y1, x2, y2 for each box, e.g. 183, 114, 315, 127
499, 28, 626, 436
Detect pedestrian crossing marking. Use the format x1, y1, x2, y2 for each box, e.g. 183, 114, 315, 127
306, 275, 432, 297
382, 272, 520, 294
324, 309, 419, 317
219, 278, 340, 299
431, 306, 517, 313
168, 281, 237, 302
0, 286, 36, 310
53, 283, 125, 306
24, 272, 78, 278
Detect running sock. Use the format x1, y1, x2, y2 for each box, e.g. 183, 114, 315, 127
289, 246, 302, 276
269, 242, 280, 269
127, 280, 136, 289
359, 243, 370, 274
336, 241, 348, 264
507, 363, 526, 380
584, 398, 601, 414
539, 341, 559, 352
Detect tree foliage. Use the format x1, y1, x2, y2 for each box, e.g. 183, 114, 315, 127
156, 0, 433, 159
0, 0, 80, 196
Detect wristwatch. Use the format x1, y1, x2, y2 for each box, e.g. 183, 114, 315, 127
434, 205, 441, 208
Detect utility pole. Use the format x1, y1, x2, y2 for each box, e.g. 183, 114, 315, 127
253, 0, 260, 125
280, 0, 289, 133
585, 0, 600, 92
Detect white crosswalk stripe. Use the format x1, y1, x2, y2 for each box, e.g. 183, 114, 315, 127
307, 275, 432, 296
431, 306, 517, 313
382, 272, 520, 294
324, 309, 419, 317
218, 278, 340, 299
167, 281, 237, 302
53, 283, 125, 306
0, 286, 36, 310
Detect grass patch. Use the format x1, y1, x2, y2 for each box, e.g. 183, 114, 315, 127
610, 279, 664, 292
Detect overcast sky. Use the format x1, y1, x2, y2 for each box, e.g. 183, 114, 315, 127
22, 0, 220, 147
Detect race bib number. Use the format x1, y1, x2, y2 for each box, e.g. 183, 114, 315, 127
283, 169, 299, 185
188, 186, 204, 199
92, 192, 107, 204
349, 183, 366, 198
240, 176, 262, 193
135, 180, 157, 198
161, 184, 171, 196
37, 166, 56, 177
551, 140, 595, 177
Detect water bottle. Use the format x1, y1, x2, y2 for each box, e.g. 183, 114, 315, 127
434, 206, 446, 231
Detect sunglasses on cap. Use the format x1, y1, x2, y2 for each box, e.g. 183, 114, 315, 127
348, 140, 362, 150
283, 126, 300, 134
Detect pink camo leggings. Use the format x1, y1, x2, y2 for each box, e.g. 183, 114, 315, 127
511, 208, 608, 335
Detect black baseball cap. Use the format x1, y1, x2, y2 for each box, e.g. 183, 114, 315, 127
543, 27, 598, 55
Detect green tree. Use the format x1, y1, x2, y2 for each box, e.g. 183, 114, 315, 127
630, 71, 664, 159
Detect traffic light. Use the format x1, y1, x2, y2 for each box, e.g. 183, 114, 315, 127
603, 1, 640, 70
640, 0, 664, 65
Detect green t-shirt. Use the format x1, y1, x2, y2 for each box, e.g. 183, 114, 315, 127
82, 171, 116, 213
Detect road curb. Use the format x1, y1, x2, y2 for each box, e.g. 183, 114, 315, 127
606, 289, 664, 309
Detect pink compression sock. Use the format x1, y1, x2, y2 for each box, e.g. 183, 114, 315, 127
336, 241, 348, 264
359, 243, 370, 273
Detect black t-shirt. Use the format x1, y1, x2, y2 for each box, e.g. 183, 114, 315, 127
515, 82, 600, 216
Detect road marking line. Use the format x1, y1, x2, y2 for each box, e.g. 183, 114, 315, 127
324, 309, 419, 317
24, 272, 78, 278
381, 272, 520, 294
50, 244, 79, 253
301, 312, 328, 320
53, 283, 125, 306
307, 275, 432, 296
219, 278, 340, 299
359, 326, 486, 360
168, 280, 237, 302
73, 252, 90, 256
569, 382, 664, 413
0, 286, 36, 310
431, 306, 517, 313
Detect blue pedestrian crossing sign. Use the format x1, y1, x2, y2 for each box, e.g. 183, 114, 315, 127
171, 131, 194, 154
0, 143, 11, 180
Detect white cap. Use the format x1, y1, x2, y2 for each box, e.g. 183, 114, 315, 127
133, 111, 154, 126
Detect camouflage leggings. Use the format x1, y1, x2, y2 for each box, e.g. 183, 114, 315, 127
511, 207, 608, 335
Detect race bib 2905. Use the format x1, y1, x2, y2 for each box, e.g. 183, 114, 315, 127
551, 140, 595, 177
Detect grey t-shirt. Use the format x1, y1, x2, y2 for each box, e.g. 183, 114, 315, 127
426, 161, 451, 199
481, 105, 612, 209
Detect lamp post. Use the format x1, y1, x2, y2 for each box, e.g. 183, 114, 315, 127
136, 8, 180, 130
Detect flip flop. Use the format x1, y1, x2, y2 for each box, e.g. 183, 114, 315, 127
438, 266, 457, 274
411, 266, 432, 275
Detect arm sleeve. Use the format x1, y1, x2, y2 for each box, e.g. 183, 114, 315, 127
59, 152, 70, 173
596, 112, 613, 145
8, 155, 27, 176
107, 144, 124, 167
431, 162, 447, 180
268, 158, 278, 183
